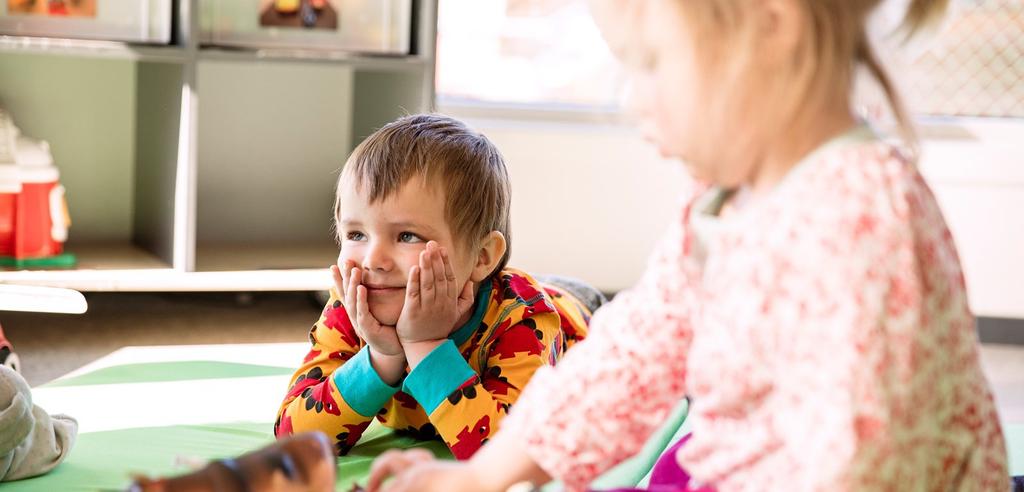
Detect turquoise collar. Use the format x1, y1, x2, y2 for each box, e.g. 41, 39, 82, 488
449, 280, 492, 347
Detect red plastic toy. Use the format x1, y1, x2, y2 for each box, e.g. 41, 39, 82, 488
0, 109, 74, 269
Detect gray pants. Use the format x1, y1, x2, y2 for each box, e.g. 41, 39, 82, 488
535, 275, 608, 315
0, 365, 77, 481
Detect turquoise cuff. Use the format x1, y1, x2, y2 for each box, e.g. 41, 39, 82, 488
402, 340, 477, 414
333, 346, 401, 418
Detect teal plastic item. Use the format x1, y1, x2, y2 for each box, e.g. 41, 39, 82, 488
0, 252, 76, 269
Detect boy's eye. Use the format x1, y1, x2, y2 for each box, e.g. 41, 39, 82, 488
398, 232, 423, 243
346, 231, 366, 241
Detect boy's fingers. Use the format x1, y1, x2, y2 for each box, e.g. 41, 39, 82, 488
405, 266, 421, 309
430, 245, 446, 299
340, 261, 352, 289
457, 280, 474, 313
343, 268, 360, 326
441, 248, 457, 299
420, 248, 435, 303
337, 262, 352, 293
351, 319, 366, 340
356, 285, 374, 329
345, 268, 360, 312
352, 269, 365, 314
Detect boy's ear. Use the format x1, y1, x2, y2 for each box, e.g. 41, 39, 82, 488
469, 231, 507, 282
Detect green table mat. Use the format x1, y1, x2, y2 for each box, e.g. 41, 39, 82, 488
46, 361, 295, 388
3, 421, 451, 492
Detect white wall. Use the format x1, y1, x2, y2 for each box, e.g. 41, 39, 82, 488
465, 115, 1024, 319
466, 118, 684, 293
917, 119, 1024, 319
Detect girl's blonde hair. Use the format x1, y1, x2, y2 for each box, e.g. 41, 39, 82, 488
597, 0, 948, 156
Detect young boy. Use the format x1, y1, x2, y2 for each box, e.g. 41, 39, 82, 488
274, 114, 599, 460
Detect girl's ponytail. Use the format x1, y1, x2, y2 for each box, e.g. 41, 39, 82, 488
856, 34, 918, 155
901, 0, 950, 39
859, 0, 950, 157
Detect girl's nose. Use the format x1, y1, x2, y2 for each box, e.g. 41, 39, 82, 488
622, 73, 654, 122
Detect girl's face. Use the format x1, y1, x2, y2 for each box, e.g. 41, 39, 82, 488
618, 0, 764, 188
624, 0, 710, 177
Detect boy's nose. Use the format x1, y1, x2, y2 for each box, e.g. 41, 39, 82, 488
362, 242, 394, 272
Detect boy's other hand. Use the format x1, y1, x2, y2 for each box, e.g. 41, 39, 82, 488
332, 262, 405, 358
396, 241, 474, 344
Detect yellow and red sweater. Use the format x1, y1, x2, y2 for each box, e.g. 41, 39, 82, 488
274, 268, 590, 459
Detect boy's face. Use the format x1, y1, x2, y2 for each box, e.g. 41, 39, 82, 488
335, 173, 479, 326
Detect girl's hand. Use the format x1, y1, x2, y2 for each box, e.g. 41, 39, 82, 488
367, 450, 483, 492
395, 242, 475, 344
332, 262, 405, 358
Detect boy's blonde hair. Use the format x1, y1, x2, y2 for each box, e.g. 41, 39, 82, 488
336, 114, 512, 277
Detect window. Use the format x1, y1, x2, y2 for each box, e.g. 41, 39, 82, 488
436, 0, 1023, 118
435, 0, 625, 111
900, 0, 1024, 118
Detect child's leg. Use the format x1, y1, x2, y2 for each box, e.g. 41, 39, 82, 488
0, 365, 77, 481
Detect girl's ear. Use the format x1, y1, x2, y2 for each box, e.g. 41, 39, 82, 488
756, 0, 805, 67
469, 231, 507, 282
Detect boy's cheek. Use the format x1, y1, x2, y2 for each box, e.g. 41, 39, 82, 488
337, 251, 362, 268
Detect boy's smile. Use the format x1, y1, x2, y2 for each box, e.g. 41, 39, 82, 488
335, 173, 477, 326
362, 284, 406, 304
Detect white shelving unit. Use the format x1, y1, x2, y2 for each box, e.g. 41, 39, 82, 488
0, 0, 437, 291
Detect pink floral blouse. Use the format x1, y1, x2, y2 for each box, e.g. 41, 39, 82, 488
501, 131, 1008, 491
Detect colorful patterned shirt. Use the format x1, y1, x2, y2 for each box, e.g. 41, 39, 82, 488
501, 129, 1009, 491
274, 268, 590, 459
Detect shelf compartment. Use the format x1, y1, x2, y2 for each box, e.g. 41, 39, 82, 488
195, 242, 337, 272
0, 1, 437, 292
0, 53, 185, 271
0, 241, 171, 291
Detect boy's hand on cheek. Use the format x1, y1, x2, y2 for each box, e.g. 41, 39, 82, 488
334, 262, 406, 385
396, 242, 475, 346
332, 262, 405, 359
